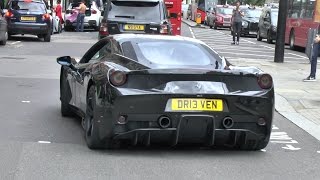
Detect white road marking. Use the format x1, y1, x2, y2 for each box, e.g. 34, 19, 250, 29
287, 53, 309, 59
282, 145, 301, 151
38, 141, 51, 144
242, 39, 256, 44
189, 27, 195, 39
9, 41, 21, 45
272, 125, 279, 130
259, 45, 274, 49
21, 101, 31, 103
260, 149, 267, 152
317, 151, 320, 153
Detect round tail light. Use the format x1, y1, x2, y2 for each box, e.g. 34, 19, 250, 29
258, 74, 273, 89
109, 70, 127, 86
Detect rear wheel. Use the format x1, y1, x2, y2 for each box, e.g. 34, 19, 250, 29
60, 70, 73, 117
240, 139, 268, 151
0, 31, 8, 45
85, 86, 112, 149
289, 30, 296, 50
257, 29, 262, 41
44, 33, 51, 42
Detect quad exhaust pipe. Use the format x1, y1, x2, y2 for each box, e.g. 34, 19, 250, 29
222, 117, 234, 129
158, 116, 171, 129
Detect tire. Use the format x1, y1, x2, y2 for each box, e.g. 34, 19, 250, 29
289, 30, 296, 50
44, 33, 51, 42
94, 25, 100, 31
85, 86, 112, 149
209, 25, 213, 29
267, 31, 272, 44
0, 31, 8, 45
240, 139, 269, 151
257, 29, 262, 41
60, 70, 73, 117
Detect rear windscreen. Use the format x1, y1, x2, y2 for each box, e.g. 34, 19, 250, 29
107, 1, 161, 21
10, 1, 46, 12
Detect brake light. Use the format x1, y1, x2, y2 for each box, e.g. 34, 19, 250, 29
5, 11, 13, 18
99, 22, 109, 36
91, 9, 97, 14
160, 24, 168, 34
109, 70, 127, 86
258, 74, 273, 89
42, 14, 50, 20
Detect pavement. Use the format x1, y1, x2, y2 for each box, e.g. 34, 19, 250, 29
182, 18, 320, 141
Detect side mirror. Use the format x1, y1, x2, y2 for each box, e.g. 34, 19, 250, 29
57, 56, 72, 66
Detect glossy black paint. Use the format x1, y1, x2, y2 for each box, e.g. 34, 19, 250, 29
58, 34, 275, 150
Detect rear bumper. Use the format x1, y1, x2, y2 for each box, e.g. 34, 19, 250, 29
215, 21, 231, 28
95, 92, 274, 148
8, 22, 49, 35
65, 20, 98, 27
241, 28, 258, 36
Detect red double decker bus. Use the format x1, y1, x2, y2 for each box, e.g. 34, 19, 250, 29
285, 0, 320, 50
191, 0, 219, 23
165, 0, 182, 35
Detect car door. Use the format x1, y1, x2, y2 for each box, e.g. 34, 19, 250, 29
75, 39, 113, 112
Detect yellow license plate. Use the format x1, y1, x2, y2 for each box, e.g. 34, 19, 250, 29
124, 24, 145, 31
21, 16, 36, 21
171, 98, 223, 111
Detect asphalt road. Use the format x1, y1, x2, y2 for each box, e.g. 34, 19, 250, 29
0, 24, 319, 180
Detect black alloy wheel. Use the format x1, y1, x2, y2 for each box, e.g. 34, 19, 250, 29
85, 86, 112, 149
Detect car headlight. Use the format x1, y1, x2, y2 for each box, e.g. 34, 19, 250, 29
242, 21, 248, 27
272, 26, 277, 32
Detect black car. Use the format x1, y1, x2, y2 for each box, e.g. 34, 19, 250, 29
239, 7, 262, 37
57, 34, 274, 150
0, 8, 8, 45
4, 0, 52, 42
257, 7, 278, 43
99, 0, 171, 39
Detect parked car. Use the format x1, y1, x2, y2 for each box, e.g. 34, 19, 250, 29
57, 34, 274, 150
206, 5, 233, 29
257, 6, 278, 43
237, 6, 262, 37
0, 8, 8, 45
4, 0, 52, 42
64, 1, 102, 31
99, 0, 172, 39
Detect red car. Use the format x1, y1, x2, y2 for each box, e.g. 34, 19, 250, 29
206, 5, 234, 29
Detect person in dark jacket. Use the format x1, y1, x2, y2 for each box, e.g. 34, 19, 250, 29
304, 34, 320, 81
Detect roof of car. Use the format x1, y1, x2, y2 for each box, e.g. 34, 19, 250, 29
111, 34, 206, 45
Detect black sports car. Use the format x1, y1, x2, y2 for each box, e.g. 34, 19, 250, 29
57, 34, 274, 150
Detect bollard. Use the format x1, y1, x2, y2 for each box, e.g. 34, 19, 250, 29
196, 13, 201, 25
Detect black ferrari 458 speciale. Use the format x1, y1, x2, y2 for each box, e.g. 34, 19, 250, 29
57, 34, 274, 150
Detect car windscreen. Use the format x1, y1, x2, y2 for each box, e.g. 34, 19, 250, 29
242, 9, 262, 18
10, 1, 46, 12
217, 8, 233, 15
271, 11, 278, 26
107, 1, 161, 21
122, 40, 222, 67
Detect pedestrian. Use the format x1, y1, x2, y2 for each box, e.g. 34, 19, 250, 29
54, 0, 64, 25
76, 0, 87, 32
231, 1, 244, 45
303, 34, 320, 82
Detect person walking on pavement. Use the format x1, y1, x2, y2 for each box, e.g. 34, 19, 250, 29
76, 0, 87, 32
231, 1, 244, 45
303, 34, 320, 81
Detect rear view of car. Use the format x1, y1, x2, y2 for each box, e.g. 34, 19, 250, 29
4, 0, 52, 42
99, 0, 171, 39
64, 1, 102, 31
